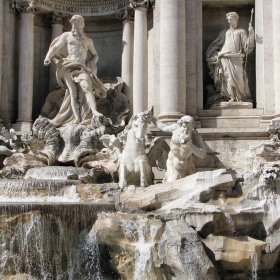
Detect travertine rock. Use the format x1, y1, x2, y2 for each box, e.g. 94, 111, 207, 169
234, 162, 280, 254
90, 213, 219, 280
203, 235, 266, 271
120, 169, 238, 211
1, 154, 45, 179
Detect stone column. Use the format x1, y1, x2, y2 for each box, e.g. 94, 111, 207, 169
273, 0, 280, 117
13, 2, 39, 132
152, 1, 160, 117
158, 0, 186, 121
117, 7, 134, 118
0, 0, 3, 110
1, 1, 17, 127
132, 1, 149, 114
46, 13, 68, 92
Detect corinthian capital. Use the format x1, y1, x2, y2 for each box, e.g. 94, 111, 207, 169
10, 0, 40, 14
116, 6, 135, 21
130, 0, 150, 9
44, 12, 70, 25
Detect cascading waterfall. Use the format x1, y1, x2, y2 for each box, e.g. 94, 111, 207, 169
120, 216, 161, 280
224, 213, 236, 235
250, 252, 258, 280
0, 180, 80, 202
24, 166, 89, 180
0, 203, 115, 279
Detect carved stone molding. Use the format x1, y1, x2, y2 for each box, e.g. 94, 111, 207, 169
32, 0, 131, 16
44, 11, 69, 25
10, 0, 40, 14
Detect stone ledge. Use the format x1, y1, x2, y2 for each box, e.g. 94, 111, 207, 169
149, 126, 269, 140
197, 127, 269, 140
198, 108, 264, 117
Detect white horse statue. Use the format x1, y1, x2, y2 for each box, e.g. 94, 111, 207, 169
100, 110, 153, 189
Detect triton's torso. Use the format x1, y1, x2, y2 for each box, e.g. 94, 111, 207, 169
170, 131, 192, 161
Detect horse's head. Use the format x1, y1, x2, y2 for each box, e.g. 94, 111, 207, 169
131, 111, 152, 142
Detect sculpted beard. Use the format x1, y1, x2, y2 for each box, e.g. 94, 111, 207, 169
71, 25, 83, 40
179, 126, 191, 144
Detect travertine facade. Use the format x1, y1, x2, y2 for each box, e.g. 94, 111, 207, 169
0, 0, 279, 161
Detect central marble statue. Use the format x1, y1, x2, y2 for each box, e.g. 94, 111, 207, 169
44, 15, 107, 127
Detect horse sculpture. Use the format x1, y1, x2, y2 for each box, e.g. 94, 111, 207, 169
100, 111, 153, 189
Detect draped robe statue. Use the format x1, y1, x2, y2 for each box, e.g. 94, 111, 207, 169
206, 12, 255, 103
44, 15, 107, 127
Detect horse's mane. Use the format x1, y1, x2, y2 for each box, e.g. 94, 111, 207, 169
117, 112, 150, 144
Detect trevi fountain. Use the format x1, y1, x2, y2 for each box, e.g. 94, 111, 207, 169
0, 0, 280, 279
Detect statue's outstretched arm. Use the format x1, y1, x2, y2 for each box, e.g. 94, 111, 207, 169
151, 116, 177, 133
190, 131, 207, 159
44, 33, 68, 66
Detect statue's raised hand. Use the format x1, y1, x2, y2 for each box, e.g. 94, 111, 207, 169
44, 58, 51, 66
248, 23, 253, 34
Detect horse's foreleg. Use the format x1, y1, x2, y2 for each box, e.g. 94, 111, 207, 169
119, 164, 128, 189
139, 159, 152, 187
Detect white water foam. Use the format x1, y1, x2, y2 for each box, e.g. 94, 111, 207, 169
120, 216, 161, 280
0, 185, 80, 203
250, 252, 258, 280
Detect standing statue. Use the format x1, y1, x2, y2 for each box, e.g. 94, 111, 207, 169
44, 15, 107, 127
151, 116, 206, 182
206, 11, 255, 104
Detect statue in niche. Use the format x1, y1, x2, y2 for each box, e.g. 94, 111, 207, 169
206, 12, 255, 107
151, 116, 206, 182
44, 15, 107, 127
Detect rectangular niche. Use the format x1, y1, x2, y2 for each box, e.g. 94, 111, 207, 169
202, 0, 255, 109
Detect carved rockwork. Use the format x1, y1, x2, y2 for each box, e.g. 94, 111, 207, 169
0, 118, 60, 178
206, 12, 255, 107
31, 117, 60, 165
151, 115, 207, 182
0, 128, 18, 157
